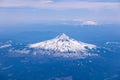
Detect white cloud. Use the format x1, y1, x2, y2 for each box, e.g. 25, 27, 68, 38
0, 0, 119, 10
9, 49, 30, 54
0, 44, 12, 48
58, 19, 98, 26
81, 20, 97, 25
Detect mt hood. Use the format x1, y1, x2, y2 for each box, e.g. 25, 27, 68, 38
29, 33, 97, 58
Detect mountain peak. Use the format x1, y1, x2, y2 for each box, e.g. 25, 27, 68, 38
29, 33, 97, 58
56, 33, 70, 40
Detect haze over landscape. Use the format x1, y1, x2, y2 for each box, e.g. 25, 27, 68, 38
0, 0, 120, 80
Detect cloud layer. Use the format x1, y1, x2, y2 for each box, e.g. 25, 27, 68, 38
0, 0, 120, 25
0, 0, 119, 10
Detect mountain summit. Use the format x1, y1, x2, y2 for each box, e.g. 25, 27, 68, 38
56, 33, 70, 40
29, 33, 97, 58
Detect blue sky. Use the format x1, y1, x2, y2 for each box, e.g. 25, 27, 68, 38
0, 0, 120, 25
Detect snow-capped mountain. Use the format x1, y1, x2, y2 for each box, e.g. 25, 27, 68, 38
29, 33, 97, 58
